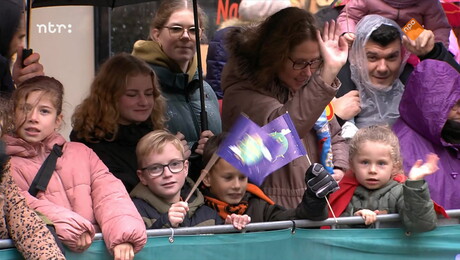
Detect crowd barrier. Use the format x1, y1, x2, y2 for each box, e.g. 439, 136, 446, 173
1, 210, 459, 259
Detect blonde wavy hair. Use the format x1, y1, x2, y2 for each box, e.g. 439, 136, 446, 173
72, 53, 166, 142
349, 125, 403, 172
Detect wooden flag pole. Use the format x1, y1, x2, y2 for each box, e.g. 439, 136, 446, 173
185, 153, 220, 202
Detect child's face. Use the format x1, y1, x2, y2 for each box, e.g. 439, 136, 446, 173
15, 91, 62, 143
351, 141, 397, 190
118, 74, 155, 125
137, 142, 188, 203
203, 159, 248, 205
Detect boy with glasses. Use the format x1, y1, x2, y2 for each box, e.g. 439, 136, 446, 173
131, 130, 244, 229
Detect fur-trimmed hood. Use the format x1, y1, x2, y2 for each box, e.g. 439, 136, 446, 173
222, 27, 290, 103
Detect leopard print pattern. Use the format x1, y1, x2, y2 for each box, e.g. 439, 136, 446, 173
0, 162, 66, 259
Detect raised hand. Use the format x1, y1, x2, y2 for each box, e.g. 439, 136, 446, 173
168, 201, 189, 228
113, 243, 134, 260
402, 29, 435, 57
408, 153, 439, 181
225, 213, 251, 230
175, 132, 191, 159
12, 47, 44, 85
316, 20, 349, 85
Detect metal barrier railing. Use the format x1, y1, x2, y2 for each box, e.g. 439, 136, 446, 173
1, 209, 459, 249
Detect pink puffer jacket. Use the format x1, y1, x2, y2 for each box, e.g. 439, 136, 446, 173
4, 132, 147, 255
337, 0, 451, 47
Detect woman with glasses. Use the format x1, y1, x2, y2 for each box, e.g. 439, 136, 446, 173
132, 0, 221, 181
221, 7, 349, 208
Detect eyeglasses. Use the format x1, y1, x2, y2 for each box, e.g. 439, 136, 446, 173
163, 25, 201, 39
288, 57, 323, 70
141, 160, 185, 178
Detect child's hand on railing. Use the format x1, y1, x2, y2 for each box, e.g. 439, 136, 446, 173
408, 153, 439, 181
225, 213, 251, 230
354, 209, 377, 225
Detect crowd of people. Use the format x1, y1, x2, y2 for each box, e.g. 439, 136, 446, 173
0, 0, 459, 259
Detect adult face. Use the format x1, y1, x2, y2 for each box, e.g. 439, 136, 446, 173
364, 39, 402, 88
351, 141, 397, 190
151, 9, 197, 72
137, 143, 188, 204
277, 40, 321, 93
118, 73, 155, 125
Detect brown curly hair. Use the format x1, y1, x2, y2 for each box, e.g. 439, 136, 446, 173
71, 53, 166, 142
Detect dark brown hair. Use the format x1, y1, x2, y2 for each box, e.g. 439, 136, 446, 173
12, 76, 64, 131
227, 7, 318, 99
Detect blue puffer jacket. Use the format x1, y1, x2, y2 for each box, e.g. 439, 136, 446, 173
152, 65, 222, 148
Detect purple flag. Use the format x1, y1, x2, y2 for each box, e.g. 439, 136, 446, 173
262, 113, 307, 171
217, 113, 306, 186
217, 115, 283, 186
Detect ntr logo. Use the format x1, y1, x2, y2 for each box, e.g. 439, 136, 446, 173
36, 22, 72, 34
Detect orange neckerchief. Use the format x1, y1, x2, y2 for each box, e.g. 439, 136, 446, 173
204, 183, 275, 220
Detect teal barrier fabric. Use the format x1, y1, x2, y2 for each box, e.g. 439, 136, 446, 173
2, 225, 460, 259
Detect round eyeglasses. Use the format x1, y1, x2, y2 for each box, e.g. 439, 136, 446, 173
163, 25, 201, 39
141, 160, 185, 178
288, 57, 323, 70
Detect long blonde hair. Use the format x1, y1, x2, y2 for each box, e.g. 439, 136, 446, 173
72, 53, 166, 142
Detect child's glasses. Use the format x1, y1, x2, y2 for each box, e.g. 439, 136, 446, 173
141, 160, 185, 178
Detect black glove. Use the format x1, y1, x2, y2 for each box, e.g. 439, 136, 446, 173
306, 163, 339, 198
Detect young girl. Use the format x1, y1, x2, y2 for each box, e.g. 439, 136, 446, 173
0, 97, 65, 259
3, 76, 147, 259
71, 53, 170, 193
328, 125, 439, 231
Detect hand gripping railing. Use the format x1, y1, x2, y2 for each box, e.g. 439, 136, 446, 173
0, 209, 459, 249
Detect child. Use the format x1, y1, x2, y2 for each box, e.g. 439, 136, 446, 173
130, 130, 224, 229
200, 133, 339, 226
328, 125, 438, 231
0, 97, 65, 259
3, 76, 147, 260
337, 0, 451, 48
